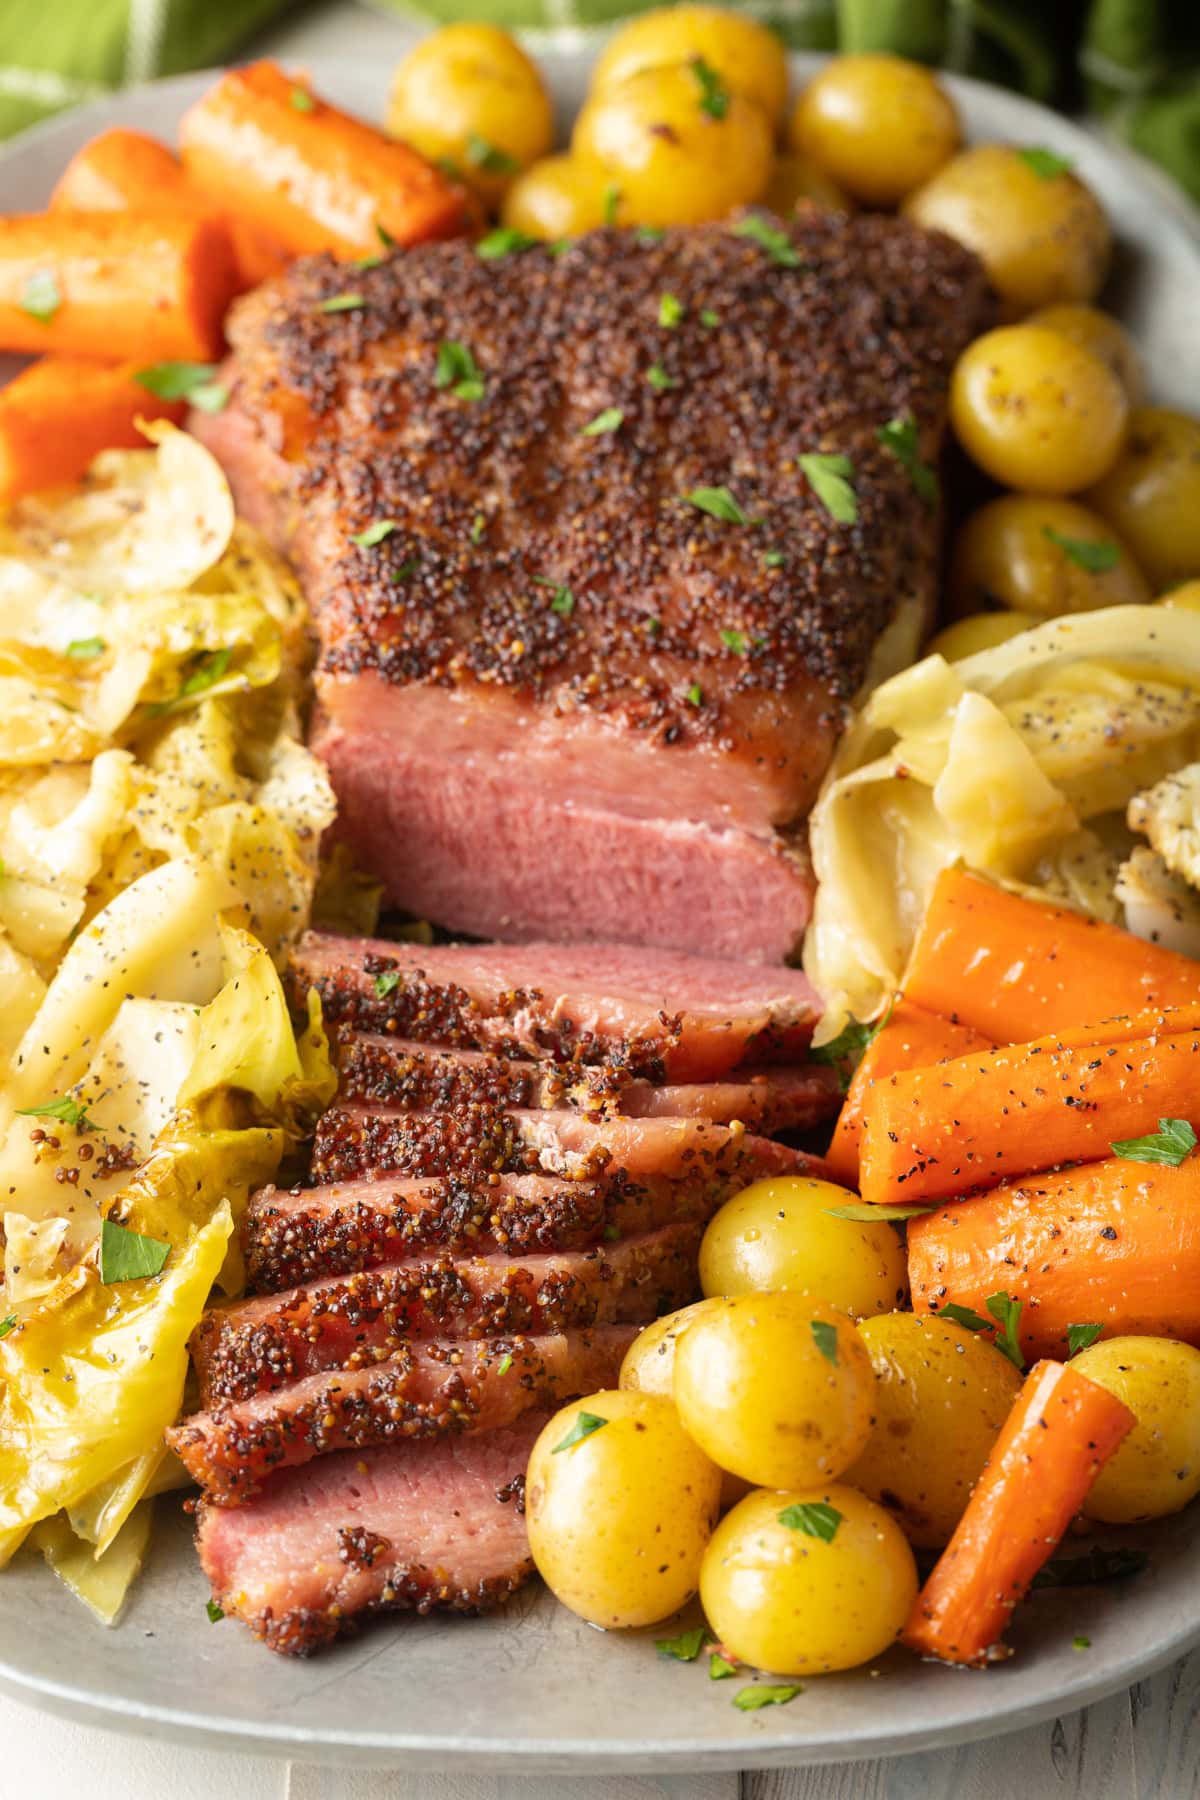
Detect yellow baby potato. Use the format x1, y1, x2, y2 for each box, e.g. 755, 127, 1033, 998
762, 151, 853, 215
950, 325, 1129, 494
700, 1484, 918, 1675
925, 611, 1041, 661
1030, 303, 1145, 405
844, 1313, 1022, 1547
698, 1176, 906, 1319
903, 143, 1111, 316
1073, 1336, 1200, 1524
1085, 407, 1200, 590
790, 54, 961, 207
591, 5, 789, 129
388, 23, 555, 208
501, 153, 612, 239
618, 1298, 724, 1396
572, 64, 773, 227
949, 495, 1150, 619
525, 1389, 722, 1629
673, 1292, 875, 1488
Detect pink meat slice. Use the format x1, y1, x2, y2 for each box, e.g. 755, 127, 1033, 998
198, 1416, 544, 1655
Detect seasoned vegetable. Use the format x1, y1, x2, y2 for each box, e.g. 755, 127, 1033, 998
1073, 1336, 1200, 1522
791, 55, 959, 208
845, 1313, 1021, 1547
672, 1294, 875, 1488
500, 155, 612, 239
591, 5, 789, 127
1030, 303, 1145, 404
762, 152, 852, 216
525, 1390, 722, 1628
902, 1360, 1134, 1665
617, 1299, 722, 1396
1085, 406, 1200, 591
0, 356, 186, 503
701, 1484, 918, 1676
950, 495, 1149, 619
698, 1176, 907, 1318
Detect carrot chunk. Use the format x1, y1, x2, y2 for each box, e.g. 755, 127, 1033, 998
0, 355, 187, 501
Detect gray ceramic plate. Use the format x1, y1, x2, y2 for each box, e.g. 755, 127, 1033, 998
0, 54, 1198, 1774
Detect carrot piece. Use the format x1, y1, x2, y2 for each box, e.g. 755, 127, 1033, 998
0, 355, 186, 501
824, 999, 993, 1188
860, 1002, 1200, 1207
907, 1155, 1200, 1357
902, 1359, 1134, 1666
904, 869, 1200, 1043
178, 60, 472, 259
0, 211, 239, 362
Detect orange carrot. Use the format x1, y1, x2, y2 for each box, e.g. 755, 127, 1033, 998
0, 355, 186, 501
860, 1002, 1200, 1207
825, 999, 993, 1187
0, 211, 239, 362
904, 869, 1200, 1044
179, 61, 473, 259
902, 1360, 1134, 1666
907, 1155, 1200, 1357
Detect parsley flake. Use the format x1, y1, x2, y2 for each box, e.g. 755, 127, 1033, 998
206, 1599, 225, 1623
647, 362, 678, 392
602, 184, 621, 227
824, 1201, 933, 1222
496, 1352, 513, 1376
134, 361, 228, 414
1043, 526, 1120, 572
350, 519, 397, 548
709, 1652, 737, 1680
778, 1500, 842, 1543
377, 223, 396, 248
552, 1410, 608, 1453
938, 1301, 994, 1333
720, 628, 749, 654
469, 513, 486, 545
1067, 1321, 1104, 1356
986, 1291, 1026, 1369
877, 415, 939, 505
373, 970, 402, 998
289, 86, 315, 112
658, 292, 684, 328
1017, 146, 1074, 180
21, 269, 61, 323
762, 547, 785, 568
682, 485, 755, 525
731, 215, 801, 267
684, 683, 702, 707
317, 291, 366, 314
99, 1219, 170, 1284
1112, 1117, 1197, 1166
150, 646, 234, 714
391, 560, 417, 582
65, 637, 105, 659
581, 406, 624, 437
1073, 1635, 1091, 1651
811, 1318, 839, 1364
808, 999, 893, 1092
691, 55, 730, 120
16, 1095, 93, 1129
700, 307, 719, 328
536, 579, 575, 617
602, 1222, 621, 1242
0, 1315, 14, 1339
733, 1684, 803, 1712
799, 452, 857, 524
656, 1625, 708, 1662
434, 340, 485, 401
476, 227, 537, 260
636, 226, 665, 245
466, 134, 518, 175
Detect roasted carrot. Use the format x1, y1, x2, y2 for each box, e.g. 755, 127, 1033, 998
860, 1003, 1200, 1207
0, 211, 239, 362
824, 999, 993, 1187
0, 355, 186, 501
903, 868, 1200, 1043
902, 1359, 1134, 1666
907, 1155, 1200, 1357
178, 61, 472, 260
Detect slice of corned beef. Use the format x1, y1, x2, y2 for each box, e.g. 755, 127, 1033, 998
169, 1325, 635, 1504
198, 1416, 544, 1655
291, 932, 821, 1081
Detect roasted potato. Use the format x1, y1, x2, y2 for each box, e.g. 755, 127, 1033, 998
949, 495, 1150, 619
1030, 303, 1145, 404
762, 151, 853, 215
1074, 1336, 1200, 1523
1085, 407, 1200, 590
591, 4, 789, 128
791, 54, 961, 207
500, 153, 612, 238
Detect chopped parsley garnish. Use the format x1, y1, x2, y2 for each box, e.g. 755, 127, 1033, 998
799, 452, 857, 524
731, 214, 801, 267
808, 999, 892, 1092
691, 55, 730, 120
636, 226, 665, 245
552, 1410, 608, 1453
1067, 1321, 1104, 1356
1043, 526, 1120, 572
289, 86, 315, 112
65, 637, 105, 659
656, 1625, 708, 1662
824, 1201, 933, 1222
986, 1291, 1025, 1369
778, 1500, 842, 1543
466, 134, 518, 175
350, 519, 397, 548
434, 339, 485, 401
476, 227, 537, 260
810, 1318, 839, 1364
134, 361, 228, 414
762, 547, 785, 568
1017, 146, 1073, 180
391, 560, 417, 582
533, 578, 575, 617
700, 307, 719, 328
645, 616, 662, 637
469, 513, 486, 545
877, 416, 938, 505
1073, 1635, 1091, 1651
658, 292, 684, 328
581, 406, 624, 437
317, 291, 366, 314
937, 1302, 994, 1333
1031, 1546, 1148, 1590
719, 628, 748, 654
21, 269, 61, 323
682, 485, 755, 525
647, 362, 678, 392
496, 1352, 513, 1376
686, 682, 703, 707
16, 1095, 93, 1129
377, 223, 396, 248
709, 1653, 737, 1680
1111, 1117, 1197, 1166
373, 970, 402, 998
602, 183, 621, 227
206, 1599, 225, 1623
602, 1222, 621, 1241
0, 1316, 17, 1340
162, 646, 232, 708
733, 1684, 803, 1712
99, 1219, 170, 1284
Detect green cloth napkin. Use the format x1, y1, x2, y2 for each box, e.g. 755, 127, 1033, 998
1, 0, 1197, 203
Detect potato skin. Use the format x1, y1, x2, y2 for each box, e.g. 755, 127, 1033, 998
591, 4, 789, 128
501, 154, 611, 239
618, 1298, 723, 1397
1073, 1336, 1200, 1523
525, 1389, 721, 1628
790, 54, 960, 207
949, 494, 1150, 619
1085, 407, 1200, 591
700, 1484, 918, 1675
1030, 304, 1145, 405
843, 1313, 1022, 1547
763, 151, 853, 216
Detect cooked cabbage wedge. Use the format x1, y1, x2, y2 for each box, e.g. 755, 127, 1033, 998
806, 606, 1200, 1029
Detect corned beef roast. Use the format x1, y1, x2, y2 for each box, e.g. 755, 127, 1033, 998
193, 211, 986, 960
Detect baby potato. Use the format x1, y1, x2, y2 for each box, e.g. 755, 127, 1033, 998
903, 144, 1111, 317
1073, 1337, 1200, 1524
1029, 303, 1145, 405
618, 1298, 723, 1396
673, 1293, 875, 1488
844, 1313, 1022, 1547
926, 611, 1041, 661
1160, 579, 1200, 610
950, 325, 1129, 494
501, 153, 612, 239
387, 23, 555, 209
572, 65, 772, 227
591, 5, 789, 129
526, 1389, 721, 1628
790, 54, 961, 208
698, 1176, 906, 1319
762, 151, 853, 216
949, 495, 1150, 619
700, 1484, 918, 1676
1085, 407, 1200, 590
